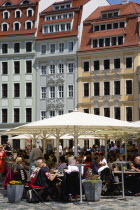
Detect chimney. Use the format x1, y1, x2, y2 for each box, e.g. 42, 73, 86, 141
122, 0, 130, 4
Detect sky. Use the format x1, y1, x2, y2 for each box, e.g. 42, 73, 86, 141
108, 0, 140, 4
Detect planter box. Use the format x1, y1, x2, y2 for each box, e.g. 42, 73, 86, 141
83, 180, 102, 202
7, 185, 24, 203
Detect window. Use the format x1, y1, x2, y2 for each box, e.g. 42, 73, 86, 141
49, 111, 55, 117
50, 25, 54, 33
2, 84, 8, 98
68, 63, 74, 73
112, 37, 117, 46
15, 10, 21, 18
26, 108, 32, 122
126, 107, 132, 121
27, 9, 33, 17
14, 83, 20, 97
41, 111, 46, 120
114, 58, 120, 69
120, 22, 125, 28
41, 45, 46, 54
55, 24, 59, 32
58, 110, 64, 115
59, 43, 64, 52
2, 62, 8, 74
41, 66, 46, 75
50, 44, 55, 53
104, 108, 110, 117
23, 0, 30, 4
114, 107, 120, 120
104, 82, 110, 95
99, 39, 104, 47
14, 22, 20, 30
26, 42, 32, 52
68, 42, 73, 52
94, 60, 100, 71
66, 23, 71, 31
126, 80, 132, 95
83, 83, 89, 97
94, 108, 100, 115
2, 23, 8, 31
61, 24, 65, 31
94, 82, 100, 96
118, 36, 123, 45
50, 65, 55, 74
107, 24, 112, 30
2, 44, 8, 54
44, 26, 48, 33
105, 38, 110, 46
14, 61, 20, 74
68, 85, 73, 97
114, 81, 120, 95
2, 109, 7, 123
83, 109, 89, 113
126, 57, 132, 68
50, 86, 55, 98
14, 108, 20, 123
101, 25, 105, 30
14, 43, 20, 53
26, 60, 32, 73
94, 25, 99, 31
58, 64, 64, 73
83, 61, 89, 72
104, 59, 110, 70
3, 11, 9, 19
58, 86, 64, 98
93, 39, 98, 48
113, 22, 118, 29
26, 83, 32, 97
26, 21, 32, 30
41, 87, 46, 99
5, 1, 12, 6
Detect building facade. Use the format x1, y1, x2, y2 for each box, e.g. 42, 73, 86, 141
78, 1, 140, 129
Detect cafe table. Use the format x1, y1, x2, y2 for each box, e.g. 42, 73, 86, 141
113, 161, 140, 200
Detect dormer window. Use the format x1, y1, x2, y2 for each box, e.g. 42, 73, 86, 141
15, 9, 22, 18
22, 0, 30, 4
25, 21, 33, 29
54, 3, 72, 11
27, 8, 34, 17
2, 23, 9, 31
13, 22, 21, 31
4, 1, 12, 6
3, 11, 10, 19
102, 11, 119, 18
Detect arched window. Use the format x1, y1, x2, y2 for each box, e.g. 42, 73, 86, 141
22, 0, 30, 4
15, 9, 22, 18
3, 11, 10, 19
2, 22, 9, 31
13, 22, 21, 31
25, 20, 33, 30
4, 1, 12, 6
26, 8, 34, 17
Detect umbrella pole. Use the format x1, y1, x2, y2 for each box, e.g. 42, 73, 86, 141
74, 128, 78, 157
125, 139, 127, 161
105, 135, 108, 160
56, 129, 60, 163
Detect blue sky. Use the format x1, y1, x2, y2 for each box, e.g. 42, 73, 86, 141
108, 0, 140, 4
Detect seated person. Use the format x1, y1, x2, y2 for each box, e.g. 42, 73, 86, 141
92, 156, 100, 175
30, 159, 46, 179
130, 156, 140, 172
14, 157, 28, 182
64, 156, 79, 174
56, 156, 67, 170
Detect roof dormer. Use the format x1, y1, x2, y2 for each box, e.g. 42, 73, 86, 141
101, 10, 120, 19
2, 1, 13, 6
21, 0, 31, 5
54, 1, 72, 11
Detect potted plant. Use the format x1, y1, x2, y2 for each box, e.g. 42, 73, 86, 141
83, 168, 102, 202
7, 180, 24, 203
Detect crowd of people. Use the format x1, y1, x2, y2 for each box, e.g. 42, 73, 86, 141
0, 140, 140, 201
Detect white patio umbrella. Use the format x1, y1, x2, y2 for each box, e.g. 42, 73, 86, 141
4, 111, 140, 159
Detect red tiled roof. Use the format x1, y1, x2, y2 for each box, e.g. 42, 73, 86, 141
54, 1, 72, 5
0, 0, 39, 6
91, 17, 126, 24
86, 2, 140, 22
90, 28, 125, 39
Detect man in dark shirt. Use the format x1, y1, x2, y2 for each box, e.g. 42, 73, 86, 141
5, 141, 12, 156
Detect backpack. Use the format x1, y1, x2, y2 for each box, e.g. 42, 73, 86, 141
26, 189, 41, 203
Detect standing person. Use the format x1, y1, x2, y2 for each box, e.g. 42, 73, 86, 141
5, 141, 12, 157
46, 140, 53, 155
29, 144, 43, 175
0, 145, 6, 181
59, 143, 63, 156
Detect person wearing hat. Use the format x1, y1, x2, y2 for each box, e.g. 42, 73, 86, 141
0, 145, 6, 180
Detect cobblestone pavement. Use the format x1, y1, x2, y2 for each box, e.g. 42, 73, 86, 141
0, 186, 140, 210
